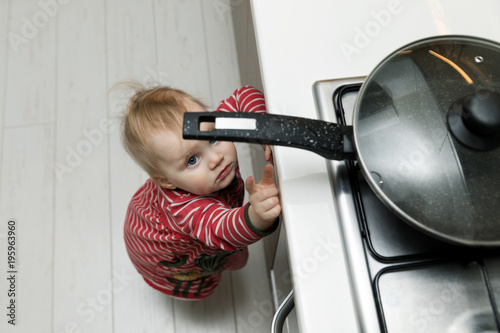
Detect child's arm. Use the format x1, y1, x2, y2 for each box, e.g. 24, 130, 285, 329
165, 165, 280, 251
215, 86, 266, 114
217, 86, 274, 163
245, 164, 281, 231
166, 186, 278, 252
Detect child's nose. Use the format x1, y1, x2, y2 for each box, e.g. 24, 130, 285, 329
208, 151, 224, 169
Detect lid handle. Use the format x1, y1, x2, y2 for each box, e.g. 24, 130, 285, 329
448, 90, 500, 150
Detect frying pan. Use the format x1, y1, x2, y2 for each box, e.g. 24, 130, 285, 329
183, 35, 500, 247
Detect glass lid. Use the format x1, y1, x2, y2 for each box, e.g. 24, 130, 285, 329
353, 36, 500, 246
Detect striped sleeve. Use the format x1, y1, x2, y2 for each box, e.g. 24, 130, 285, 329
215, 85, 266, 113
167, 194, 274, 251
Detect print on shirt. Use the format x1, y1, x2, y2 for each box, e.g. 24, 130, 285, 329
162, 250, 237, 298
159, 253, 188, 268
159, 250, 237, 282
194, 250, 237, 275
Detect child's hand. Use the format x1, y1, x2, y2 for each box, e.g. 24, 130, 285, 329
245, 164, 281, 231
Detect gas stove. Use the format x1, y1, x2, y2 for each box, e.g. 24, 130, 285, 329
313, 78, 500, 333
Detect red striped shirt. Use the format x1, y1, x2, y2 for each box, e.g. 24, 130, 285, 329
124, 86, 276, 299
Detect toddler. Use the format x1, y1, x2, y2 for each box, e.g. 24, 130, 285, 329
121, 84, 281, 300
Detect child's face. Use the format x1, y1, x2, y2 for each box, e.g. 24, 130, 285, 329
151, 103, 238, 195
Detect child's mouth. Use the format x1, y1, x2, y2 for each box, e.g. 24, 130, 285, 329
217, 164, 232, 182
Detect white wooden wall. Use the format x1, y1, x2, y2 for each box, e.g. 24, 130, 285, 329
0, 1, 273, 332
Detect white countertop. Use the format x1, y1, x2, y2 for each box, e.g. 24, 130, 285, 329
249, 0, 500, 331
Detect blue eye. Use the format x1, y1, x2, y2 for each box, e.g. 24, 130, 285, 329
187, 156, 199, 167
209, 140, 216, 146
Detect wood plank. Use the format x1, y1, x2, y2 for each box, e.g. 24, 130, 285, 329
203, 272, 237, 332
154, 0, 213, 106
0, 124, 54, 332
172, 298, 207, 333
52, 0, 112, 331
0, 0, 8, 151
200, 0, 241, 106
173, 272, 236, 333
229, 0, 249, 87
106, 0, 158, 88
231, 243, 274, 333
106, 0, 177, 332
230, 0, 264, 91
240, 2, 264, 91
5, 0, 56, 127
1, 1, 56, 331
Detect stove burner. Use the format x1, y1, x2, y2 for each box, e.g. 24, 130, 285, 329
314, 78, 500, 333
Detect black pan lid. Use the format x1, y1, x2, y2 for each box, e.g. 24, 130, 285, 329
353, 35, 500, 246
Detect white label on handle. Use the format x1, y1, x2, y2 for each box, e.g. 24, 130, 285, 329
215, 118, 257, 130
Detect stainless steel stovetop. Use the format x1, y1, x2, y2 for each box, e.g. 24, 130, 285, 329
313, 78, 500, 333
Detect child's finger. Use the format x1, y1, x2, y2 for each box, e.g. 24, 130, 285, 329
245, 176, 256, 194
260, 196, 280, 211
266, 204, 281, 219
259, 198, 281, 219
259, 164, 275, 186
265, 146, 272, 162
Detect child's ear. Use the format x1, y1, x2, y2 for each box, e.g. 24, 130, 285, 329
155, 176, 176, 189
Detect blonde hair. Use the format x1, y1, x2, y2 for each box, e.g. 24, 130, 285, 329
118, 81, 207, 178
